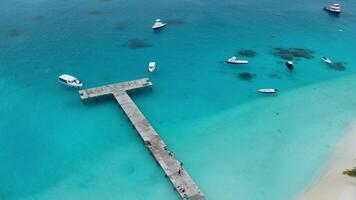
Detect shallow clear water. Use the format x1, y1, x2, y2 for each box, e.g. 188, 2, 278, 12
1, 0, 356, 199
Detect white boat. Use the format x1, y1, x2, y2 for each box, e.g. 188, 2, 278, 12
148, 62, 156, 72
258, 88, 278, 94
286, 61, 294, 70
152, 19, 166, 29
58, 74, 83, 88
324, 3, 342, 14
225, 56, 248, 64
321, 56, 332, 64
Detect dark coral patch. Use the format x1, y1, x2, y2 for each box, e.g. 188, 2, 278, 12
237, 72, 256, 81
328, 62, 346, 71
166, 19, 184, 25
123, 39, 152, 49
272, 48, 314, 60
33, 16, 44, 21
237, 49, 257, 58
269, 73, 283, 79
115, 22, 126, 31
7, 29, 21, 37
89, 10, 102, 16
277, 61, 285, 65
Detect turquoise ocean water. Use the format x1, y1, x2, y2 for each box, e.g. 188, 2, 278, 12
1, 0, 356, 199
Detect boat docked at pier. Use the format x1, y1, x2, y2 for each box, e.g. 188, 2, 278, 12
58, 74, 83, 88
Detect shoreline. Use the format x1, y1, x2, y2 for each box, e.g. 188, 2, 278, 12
297, 123, 356, 200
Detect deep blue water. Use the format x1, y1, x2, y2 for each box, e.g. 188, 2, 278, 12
1, 0, 356, 199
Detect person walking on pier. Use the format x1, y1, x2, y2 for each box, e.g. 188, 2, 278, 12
179, 162, 184, 175
168, 151, 175, 158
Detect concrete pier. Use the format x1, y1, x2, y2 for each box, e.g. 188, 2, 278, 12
79, 78, 205, 200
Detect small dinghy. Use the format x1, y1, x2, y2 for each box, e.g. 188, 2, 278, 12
285, 61, 294, 70
225, 56, 248, 64
324, 3, 342, 14
258, 88, 278, 94
148, 62, 156, 72
58, 74, 83, 88
321, 56, 332, 64
152, 19, 166, 30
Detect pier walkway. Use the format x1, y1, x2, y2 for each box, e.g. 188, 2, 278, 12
79, 78, 205, 200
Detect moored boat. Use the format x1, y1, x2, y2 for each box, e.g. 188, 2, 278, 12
148, 62, 156, 72
225, 56, 248, 64
285, 61, 294, 70
321, 56, 332, 64
324, 3, 342, 14
152, 19, 166, 29
58, 74, 83, 88
258, 88, 278, 94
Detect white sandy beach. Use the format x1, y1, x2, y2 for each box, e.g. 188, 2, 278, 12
297, 123, 356, 200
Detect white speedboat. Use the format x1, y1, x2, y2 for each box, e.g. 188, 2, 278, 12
58, 74, 83, 88
321, 56, 332, 64
324, 3, 342, 14
225, 56, 248, 64
258, 88, 278, 94
148, 62, 156, 72
152, 19, 166, 29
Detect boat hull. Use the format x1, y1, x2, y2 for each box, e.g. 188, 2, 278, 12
321, 57, 332, 64
58, 74, 83, 88
152, 24, 166, 30
225, 60, 248, 64
324, 7, 341, 14
285, 62, 294, 70
59, 81, 82, 88
258, 89, 278, 94
148, 62, 156, 72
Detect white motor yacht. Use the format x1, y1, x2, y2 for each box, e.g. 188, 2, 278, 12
148, 62, 156, 72
258, 88, 278, 94
324, 3, 342, 14
225, 56, 248, 64
321, 56, 332, 64
152, 19, 166, 29
58, 74, 83, 88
